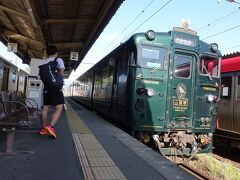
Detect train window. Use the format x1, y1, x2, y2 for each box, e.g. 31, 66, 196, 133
199, 56, 220, 78
12, 72, 16, 83
95, 71, 102, 91
20, 75, 24, 85
221, 77, 232, 99
129, 52, 136, 65
237, 76, 240, 99
140, 46, 167, 69
0, 66, 3, 77
102, 67, 109, 89
174, 55, 191, 78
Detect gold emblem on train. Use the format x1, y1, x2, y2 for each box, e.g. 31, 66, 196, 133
176, 83, 187, 98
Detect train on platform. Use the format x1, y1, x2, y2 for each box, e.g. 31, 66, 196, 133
70, 27, 222, 161
0, 56, 28, 94
215, 53, 240, 149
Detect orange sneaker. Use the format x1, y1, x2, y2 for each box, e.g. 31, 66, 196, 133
45, 125, 57, 139
39, 128, 47, 135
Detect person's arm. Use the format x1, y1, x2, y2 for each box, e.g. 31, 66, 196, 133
59, 68, 64, 76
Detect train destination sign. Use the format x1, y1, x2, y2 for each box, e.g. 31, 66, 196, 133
173, 98, 188, 106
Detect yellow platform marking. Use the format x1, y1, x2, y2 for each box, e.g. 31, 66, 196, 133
65, 99, 126, 180
64, 100, 91, 133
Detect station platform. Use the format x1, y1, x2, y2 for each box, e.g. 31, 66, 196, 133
0, 98, 196, 180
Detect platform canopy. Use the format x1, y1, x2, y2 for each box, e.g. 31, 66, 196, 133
0, 0, 124, 78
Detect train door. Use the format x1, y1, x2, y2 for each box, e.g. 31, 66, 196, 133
0, 65, 3, 90
23, 76, 28, 95
219, 74, 234, 131
16, 72, 20, 92
167, 52, 196, 128
110, 55, 119, 117
2, 65, 9, 91
234, 72, 240, 133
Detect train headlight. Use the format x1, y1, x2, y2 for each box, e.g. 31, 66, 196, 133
210, 43, 218, 52
211, 107, 218, 116
145, 30, 155, 41
146, 88, 155, 97
206, 94, 214, 102
201, 117, 206, 122
200, 117, 211, 126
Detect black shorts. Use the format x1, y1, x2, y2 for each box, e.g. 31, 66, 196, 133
43, 90, 65, 105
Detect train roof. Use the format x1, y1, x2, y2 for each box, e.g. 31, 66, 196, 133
0, 55, 29, 74
221, 55, 240, 73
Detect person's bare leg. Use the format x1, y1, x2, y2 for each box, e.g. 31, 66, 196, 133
50, 104, 63, 126
41, 105, 50, 128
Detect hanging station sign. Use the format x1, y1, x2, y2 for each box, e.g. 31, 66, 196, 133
7, 43, 18, 53
70, 51, 79, 61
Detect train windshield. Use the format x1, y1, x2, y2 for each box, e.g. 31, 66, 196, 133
139, 45, 167, 70
174, 55, 192, 79
199, 56, 220, 78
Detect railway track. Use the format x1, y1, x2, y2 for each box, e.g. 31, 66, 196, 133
178, 163, 210, 180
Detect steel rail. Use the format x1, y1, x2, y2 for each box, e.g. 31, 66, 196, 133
178, 163, 211, 180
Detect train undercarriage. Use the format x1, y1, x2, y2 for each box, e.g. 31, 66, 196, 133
137, 131, 213, 163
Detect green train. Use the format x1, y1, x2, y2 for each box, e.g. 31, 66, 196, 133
70, 27, 221, 161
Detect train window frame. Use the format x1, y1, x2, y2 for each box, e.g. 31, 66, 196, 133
12, 71, 16, 83
237, 74, 240, 100
102, 66, 109, 89
20, 75, 24, 85
138, 45, 168, 70
199, 55, 220, 78
220, 75, 232, 99
174, 55, 192, 79
0, 65, 3, 77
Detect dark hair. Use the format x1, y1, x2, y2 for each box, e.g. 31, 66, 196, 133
46, 45, 58, 55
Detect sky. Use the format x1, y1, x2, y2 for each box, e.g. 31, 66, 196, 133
68, 0, 240, 82
0, 0, 239, 83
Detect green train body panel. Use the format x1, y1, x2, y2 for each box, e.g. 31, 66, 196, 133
72, 27, 221, 155
127, 29, 220, 134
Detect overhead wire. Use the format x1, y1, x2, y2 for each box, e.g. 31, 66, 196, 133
75, 1, 157, 79
202, 23, 240, 40
91, 0, 173, 68
197, 4, 240, 52
222, 44, 240, 52
196, 7, 240, 32
101, 0, 173, 59
98, 0, 173, 60
94, 0, 156, 60
109, 0, 156, 45
122, 0, 173, 41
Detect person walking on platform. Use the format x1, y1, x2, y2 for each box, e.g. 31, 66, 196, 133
39, 45, 65, 139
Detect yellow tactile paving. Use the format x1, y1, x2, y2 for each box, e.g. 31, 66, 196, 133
65, 99, 126, 180
85, 150, 109, 158
64, 100, 91, 133
91, 167, 126, 180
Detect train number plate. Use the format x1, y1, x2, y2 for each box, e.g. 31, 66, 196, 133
173, 99, 188, 106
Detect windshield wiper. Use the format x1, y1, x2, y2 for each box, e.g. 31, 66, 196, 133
150, 65, 161, 73
202, 65, 212, 81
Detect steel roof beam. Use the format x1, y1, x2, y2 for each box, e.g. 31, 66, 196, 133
42, 18, 96, 24
1, 30, 43, 48
50, 42, 84, 49
0, 5, 29, 19
23, 0, 46, 49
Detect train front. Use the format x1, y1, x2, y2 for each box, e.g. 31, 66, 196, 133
132, 27, 221, 161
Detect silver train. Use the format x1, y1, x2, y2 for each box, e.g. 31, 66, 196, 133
0, 56, 28, 93
216, 53, 240, 149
